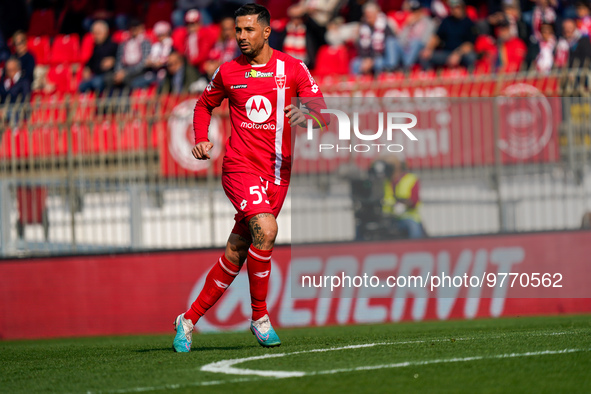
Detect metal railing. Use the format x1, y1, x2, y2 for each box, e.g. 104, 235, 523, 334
0, 68, 590, 256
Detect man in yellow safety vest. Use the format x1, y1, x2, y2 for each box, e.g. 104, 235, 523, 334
379, 157, 425, 239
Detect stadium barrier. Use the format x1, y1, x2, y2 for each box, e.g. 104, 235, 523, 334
0, 69, 590, 255
0, 231, 590, 339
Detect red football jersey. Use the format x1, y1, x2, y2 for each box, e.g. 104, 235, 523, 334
193, 49, 327, 185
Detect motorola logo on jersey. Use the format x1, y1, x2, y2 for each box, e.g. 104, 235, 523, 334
245, 95, 272, 123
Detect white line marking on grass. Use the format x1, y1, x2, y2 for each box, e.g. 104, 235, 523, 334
200, 342, 402, 377
90, 330, 587, 394
311, 348, 587, 376
200, 341, 589, 379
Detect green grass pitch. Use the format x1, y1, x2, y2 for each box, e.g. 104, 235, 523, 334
1, 315, 590, 393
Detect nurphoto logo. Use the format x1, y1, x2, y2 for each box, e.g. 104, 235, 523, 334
307, 109, 418, 153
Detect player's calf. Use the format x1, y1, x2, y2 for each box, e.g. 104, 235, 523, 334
173, 254, 240, 352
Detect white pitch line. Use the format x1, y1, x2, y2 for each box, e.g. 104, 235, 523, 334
200, 339, 588, 379
311, 348, 587, 376
89, 330, 585, 394
93, 347, 589, 394
200, 342, 413, 377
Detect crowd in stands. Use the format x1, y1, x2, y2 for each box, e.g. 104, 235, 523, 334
1, 0, 591, 104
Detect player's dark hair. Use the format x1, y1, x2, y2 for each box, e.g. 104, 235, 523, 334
234, 3, 271, 27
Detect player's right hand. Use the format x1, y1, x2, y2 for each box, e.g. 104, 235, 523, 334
192, 141, 214, 160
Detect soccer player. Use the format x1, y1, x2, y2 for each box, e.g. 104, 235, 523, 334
173, 3, 328, 352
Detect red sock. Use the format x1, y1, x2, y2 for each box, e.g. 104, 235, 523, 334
184, 254, 239, 324
247, 245, 272, 321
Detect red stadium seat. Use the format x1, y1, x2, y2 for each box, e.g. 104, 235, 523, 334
131, 87, 157, 117
80, 33, 95, 63
112, 30, 130, 44
441, 67, 468, 79
31, 126, 64, 156
381, 0, 405, 12
313, 45, 350, 77
46, 64, 77, 93
474, 35, 497, 73
410, 69, 436, 80
28, 36, 51, 65
30, 93, 68, 124
91, 121, 120, 152
145, 1, 174, 30
73, 92, 97, 122
13, 127, 30, 158
51, 34, 81, 64
378, 71, 406, 82
270, 18, 288, 33
387, 10, 410, 31
256, 0, 298, 20
120, 120, 149, 150
466, 5, 478, 21
66, 123, 92, 154
28, 9, 56, 37
0, 128, 13, 158
171, 27, 187, 53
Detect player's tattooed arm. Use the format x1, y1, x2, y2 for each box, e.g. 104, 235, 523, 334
248, 213, 275, 249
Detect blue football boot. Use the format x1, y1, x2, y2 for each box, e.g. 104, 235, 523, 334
173, 314, 194, 352
250, 314, 281, 348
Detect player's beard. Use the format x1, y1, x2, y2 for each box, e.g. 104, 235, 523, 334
239, 40, 265, 58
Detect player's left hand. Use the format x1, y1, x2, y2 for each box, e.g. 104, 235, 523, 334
284, 105, 307, 128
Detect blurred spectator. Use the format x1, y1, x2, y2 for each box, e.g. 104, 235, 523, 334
531, 0, 557, 42
420, 0, 477, 70
79, 20, 117, 93
0, 57, 30, 103
379, 157, 426, 239
556, 18, 591, 68
487, 0, 529, 43
576, 1, 591, 35
110, 19, 151, 90
10, 31, 35, 85
184, 9, 216, 73
160, 51, 201, 94
350, 2, 397, 75
172, 0, 214, 27
281, 6, 310, 64
144, 21, 174, 85
495, 17, 527, 72
203, 17, 238, 79
325, 16, 359, 46
297, 0, 341, 27
393, 0, 435, 70
275, 1, 333, 69
532, 21, 557, 73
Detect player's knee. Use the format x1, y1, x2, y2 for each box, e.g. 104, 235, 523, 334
248, 213, 278, 249
263, 226, 278, 243
258, 224, 278, 248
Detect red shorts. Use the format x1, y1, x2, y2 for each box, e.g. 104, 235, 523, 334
222, 172, 289, 240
